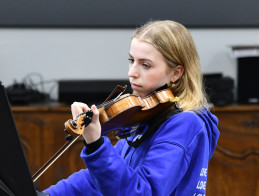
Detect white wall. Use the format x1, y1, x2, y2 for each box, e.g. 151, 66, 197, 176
1, 28, 259, 99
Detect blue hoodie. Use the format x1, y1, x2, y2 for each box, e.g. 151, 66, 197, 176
44, 108, 219, 196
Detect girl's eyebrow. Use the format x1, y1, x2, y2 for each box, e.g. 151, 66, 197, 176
128, 53, 153, 63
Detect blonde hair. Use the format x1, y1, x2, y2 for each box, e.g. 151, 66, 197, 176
132, 20, 208, 111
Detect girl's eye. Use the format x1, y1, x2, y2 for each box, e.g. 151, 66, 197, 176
142, 63, 150, 69
128, 58, 134, 64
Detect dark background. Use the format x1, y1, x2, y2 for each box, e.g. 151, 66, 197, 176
0, 0, 258, 28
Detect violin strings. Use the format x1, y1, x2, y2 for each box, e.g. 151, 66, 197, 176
97, 97, 118, 109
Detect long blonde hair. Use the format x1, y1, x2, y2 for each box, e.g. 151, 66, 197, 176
132, 20, 208, 111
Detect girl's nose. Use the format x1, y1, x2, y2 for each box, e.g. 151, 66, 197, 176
128, 64, 139, 78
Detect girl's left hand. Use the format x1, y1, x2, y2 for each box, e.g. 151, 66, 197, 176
71, 102, 101, 144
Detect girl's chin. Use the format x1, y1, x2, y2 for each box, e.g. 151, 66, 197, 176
132, 90, 146, 98
132, 90, 140, 96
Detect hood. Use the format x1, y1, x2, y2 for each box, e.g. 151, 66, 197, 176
197, 108, 220, 159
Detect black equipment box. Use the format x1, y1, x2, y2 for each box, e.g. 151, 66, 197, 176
237, 57, 259, 104
58, 80, 131, 105
203, 74, 234, 106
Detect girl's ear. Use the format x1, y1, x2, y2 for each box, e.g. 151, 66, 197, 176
171, 65, 184, 83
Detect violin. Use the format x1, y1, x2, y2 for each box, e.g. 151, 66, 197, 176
64, 85, 179, 138
32, 84, 178, 182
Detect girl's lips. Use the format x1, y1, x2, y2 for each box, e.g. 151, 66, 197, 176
131, 83, 142, 90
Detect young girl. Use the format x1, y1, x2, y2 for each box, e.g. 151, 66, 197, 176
43, 20, 219, 196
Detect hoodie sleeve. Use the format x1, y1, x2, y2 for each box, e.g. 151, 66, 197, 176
43, 168, 101, 196
43, 139, 128, 196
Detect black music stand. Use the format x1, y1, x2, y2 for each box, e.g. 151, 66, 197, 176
0, 81, 48, 196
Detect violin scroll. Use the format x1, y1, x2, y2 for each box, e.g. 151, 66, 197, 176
65, 110, 94, 136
